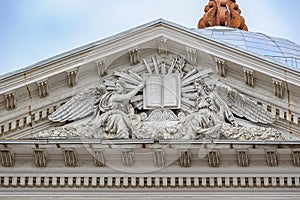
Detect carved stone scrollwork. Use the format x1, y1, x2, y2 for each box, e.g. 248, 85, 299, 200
272, 78, 284, 98
33, 149, 47, 167
129, 48, 140, 65
292, 150, 300, 167
95, 59, 107, 77
37, 79, 49, 98
158, 37, 168, 54
143, 109, 181, 122
186, 47, 197, 65
236, 150, 249, 167
4, 92, 17, 110
94, 151, 105, 167
66, 68, 79, 87
121, 149, 133, 166
0, 149, 14, 167
243, 68, 254, 87
179, 150, 191, 168
214, 57, 226, 77
208, 150, 220, 167
265, 150, 278, 167
63, 149, 77, 167
153, 149, 165, 167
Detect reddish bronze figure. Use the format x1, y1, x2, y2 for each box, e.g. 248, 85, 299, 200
198, 0, 248, 31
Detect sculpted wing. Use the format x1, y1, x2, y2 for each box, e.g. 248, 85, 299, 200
49, 87, 96, 122
215, 83, 275, 124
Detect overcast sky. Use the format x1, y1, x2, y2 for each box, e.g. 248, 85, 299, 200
1, 0, 299, 75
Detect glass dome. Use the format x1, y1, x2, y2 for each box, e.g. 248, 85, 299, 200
194, 27, 300, 71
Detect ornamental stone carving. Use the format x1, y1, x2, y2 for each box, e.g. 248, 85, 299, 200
33, 149, 47, 167
38, 54, 284, 141
0, 149, 14, 167
4, 92, 17, 110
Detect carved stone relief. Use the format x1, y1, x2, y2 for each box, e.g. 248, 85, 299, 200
38, 54, 285, 141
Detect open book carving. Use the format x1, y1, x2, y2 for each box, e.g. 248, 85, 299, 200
144, 73, 181, 109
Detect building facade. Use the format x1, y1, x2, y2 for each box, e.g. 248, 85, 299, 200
0, 1, 300, 199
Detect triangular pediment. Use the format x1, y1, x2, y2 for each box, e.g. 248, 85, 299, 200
0, 19, 300, 140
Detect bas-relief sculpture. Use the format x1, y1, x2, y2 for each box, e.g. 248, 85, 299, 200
39, 55, 284, 141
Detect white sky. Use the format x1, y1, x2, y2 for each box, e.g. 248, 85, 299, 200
1, 0, 299, 75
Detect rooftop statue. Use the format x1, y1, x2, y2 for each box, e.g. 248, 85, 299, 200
198, 0, 248, 31
40, 55, 284, 141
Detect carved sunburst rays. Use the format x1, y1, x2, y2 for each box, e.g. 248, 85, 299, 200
143, 56, 185, 75
104, 56, 213, 113
180, 67, 213, 113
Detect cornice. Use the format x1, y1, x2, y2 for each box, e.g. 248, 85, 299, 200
1, 19, 300, 93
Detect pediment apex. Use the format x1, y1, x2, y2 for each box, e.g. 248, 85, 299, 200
1, 18, 299, 89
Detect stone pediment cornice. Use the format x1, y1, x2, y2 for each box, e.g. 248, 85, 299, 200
1, 19, 300, 93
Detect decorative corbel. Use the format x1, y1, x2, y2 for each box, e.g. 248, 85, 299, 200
93, 150, 105, 167
157, 37, 168, 54
4, 91, 17, 110
0, 149, 14, 167
66, 67, 79, 87
292, 150, 300, 167
236, 150, 249, 167
186, 47, 197, 65
272, 78, 284, 98
63, 149, 77, 167
37, 79, 49, 98
179, 150, 191, 168
214, 57, 226, 77
129, 48, 140, 65
95, 59, 107, 77
208, 150, 220, 167
33, 148, 47, 167
121, 149, 133, 166
153, 149, 165, 167
243, 68, 254, 87
265, 150, 278, 167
